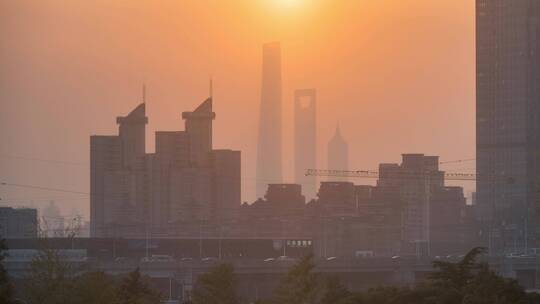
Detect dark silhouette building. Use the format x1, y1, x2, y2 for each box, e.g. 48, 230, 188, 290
294, 89, 317, 199
376, 154, 445, 255
476, 0, 540, 253
256, 42, 283, 199
90, 98, 241, 238
0, 207, 38, 239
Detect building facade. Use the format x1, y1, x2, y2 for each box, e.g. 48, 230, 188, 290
90, 98, 241, 238
377, 154, 445, 255
0, 207, 38, 239
476, 0, 540, 253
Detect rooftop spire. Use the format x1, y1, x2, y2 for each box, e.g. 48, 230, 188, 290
209, 76, 213, 98
142, 83, 146, 104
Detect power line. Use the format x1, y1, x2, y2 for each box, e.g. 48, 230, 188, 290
0, 182, 88, 195
439, 158, 476, 165
0, 154, 88, 166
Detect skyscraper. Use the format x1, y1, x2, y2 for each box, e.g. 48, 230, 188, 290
476, 0, 540, 253
256, 42, 283, 199
91, 103, 147, 237
327, 124, 349, 181
294, 89, 317, 199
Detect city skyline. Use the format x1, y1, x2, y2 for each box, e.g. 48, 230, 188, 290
3, 2, 534, 302
0, 1, 475, 219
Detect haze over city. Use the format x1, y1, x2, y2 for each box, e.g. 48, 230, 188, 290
0, 0, 475, 219
7, 1, 540, 303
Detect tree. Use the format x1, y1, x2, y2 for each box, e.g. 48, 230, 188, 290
320, 276, 352, 304
273, 254, 319, 304
71, 271, 117, 304
24, 246, 74, 304
0, 239, 14, 304
423, 247, 532, 304
192, 263, 239, 304
461, 264, 528, 304
115, 268, 161, 304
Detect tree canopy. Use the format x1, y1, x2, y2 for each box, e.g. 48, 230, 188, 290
192, 263, 239, 304
0, 239, 14, 304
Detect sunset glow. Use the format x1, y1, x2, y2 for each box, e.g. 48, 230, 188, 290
272, 0, 304, 9
1, 0, 475, 215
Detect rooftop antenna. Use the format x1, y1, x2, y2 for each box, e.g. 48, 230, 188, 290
209, 76, 213, 99
142, 83, 147, 104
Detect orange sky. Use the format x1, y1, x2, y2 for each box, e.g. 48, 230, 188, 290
0, 0, 476, 218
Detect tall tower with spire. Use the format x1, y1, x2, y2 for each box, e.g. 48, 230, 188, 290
327, 124, 349, 181
256, 42, 283, 198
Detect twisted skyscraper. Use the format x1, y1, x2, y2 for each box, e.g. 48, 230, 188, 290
256, 42, 283, 198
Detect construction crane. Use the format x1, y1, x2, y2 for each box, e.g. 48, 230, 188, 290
305, 169, 514, 183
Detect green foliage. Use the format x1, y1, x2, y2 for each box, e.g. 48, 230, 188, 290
0, 239, 14, 304
273, 254, 320, 304
320, 276, 353, 304
24, 247, 74, 304
257, 247, 540, 304
22, 243, 160, 304
192, 263, 239, 304
71, 271, 117, 304
14, 246, 540, 304
426, 247, 528, 304
115, 268, 162, 304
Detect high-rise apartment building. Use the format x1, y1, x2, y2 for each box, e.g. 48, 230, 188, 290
476, 0, 540, 253
377, 154, 444, 254
294, 89, 317, 200
90, 98, 241, 238
256, 42, 283, 199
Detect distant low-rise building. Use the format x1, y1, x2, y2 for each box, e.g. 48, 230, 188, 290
0, 207, 38, 239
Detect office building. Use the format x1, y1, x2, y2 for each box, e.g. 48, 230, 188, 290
377, 154, 444, 254
476, 0, 540, 253
256, 42, 283, 198
0, 207, 38, 239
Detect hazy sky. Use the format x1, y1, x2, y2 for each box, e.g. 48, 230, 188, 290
0, 0, 476, 219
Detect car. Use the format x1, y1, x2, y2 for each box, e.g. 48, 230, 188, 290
180, 257, 193, 262
141, 254, 176, 263
326, 256, 337, 261
391, 255, 400, 260
202, 257, 219, 262
277, 256, 296, 262
263, 258, 275, 262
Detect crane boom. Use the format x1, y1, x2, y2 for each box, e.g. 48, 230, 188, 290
305, 169, 512, 182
